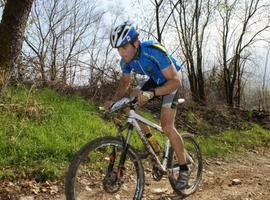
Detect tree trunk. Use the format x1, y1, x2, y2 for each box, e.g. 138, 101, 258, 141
225, 55, 238, 107
262, 47, 269, 111
188, 61, 199, 102
0, 0, 34, 95
228, 83, 234, 107
155, 3, 162, 43
40, 59, 46, 84
236, 59, 241, 108
197, 52, 205, 103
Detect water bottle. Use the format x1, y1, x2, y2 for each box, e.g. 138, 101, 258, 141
145, 133, 161, 153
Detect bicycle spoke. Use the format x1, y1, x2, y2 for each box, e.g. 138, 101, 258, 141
72, 143, 138, 199
168, 133, 203, 196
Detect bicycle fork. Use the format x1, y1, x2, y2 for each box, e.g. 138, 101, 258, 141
107, 124, 133, 182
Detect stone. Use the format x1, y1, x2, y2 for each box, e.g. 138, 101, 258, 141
115, 194, 121, 200
215, 161, 222, 166
231, 179, 242, 186
152, 188, 167, 194
19, 196, 34, 200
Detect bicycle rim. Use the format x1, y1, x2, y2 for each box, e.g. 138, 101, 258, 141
168, 133, 203, 196
65, 136, 144, 200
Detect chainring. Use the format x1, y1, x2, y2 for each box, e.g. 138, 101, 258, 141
152, 164, 164, 181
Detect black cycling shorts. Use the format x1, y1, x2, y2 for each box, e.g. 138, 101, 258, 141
139, 78, 180, 109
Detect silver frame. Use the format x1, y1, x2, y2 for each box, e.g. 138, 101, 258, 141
108, 97, 186, 174
126, 110, 173, 173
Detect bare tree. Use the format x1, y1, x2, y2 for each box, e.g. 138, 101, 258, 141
84, 13, 126, 98
0, 0, 34, 95
23, 0, 104, 85
171, 0, 213, 103
134, 0, 178, 43
261, 43, 270, 111
149, 0, 179, 42
217, 0, 270, 107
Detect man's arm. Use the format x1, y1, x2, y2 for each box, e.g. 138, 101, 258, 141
111, 74, 131, 101
104, 74, 131, 110
154, 64, 180, 96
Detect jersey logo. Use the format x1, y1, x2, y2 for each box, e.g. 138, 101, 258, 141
146, 66, 157, 77
146, 66, 152, 72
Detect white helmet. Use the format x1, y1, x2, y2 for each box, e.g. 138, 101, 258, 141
110, 21, 138, 48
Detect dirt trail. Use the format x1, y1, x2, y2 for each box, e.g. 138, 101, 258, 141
150, 148, 270, 200
2, 148, 270, 200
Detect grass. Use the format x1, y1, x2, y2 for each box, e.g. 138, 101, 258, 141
0, 85, 117, 181
0, 85, 269, 181
196, 123, 270, 158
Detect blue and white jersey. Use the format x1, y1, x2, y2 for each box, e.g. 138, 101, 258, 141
120, 40, 182, 85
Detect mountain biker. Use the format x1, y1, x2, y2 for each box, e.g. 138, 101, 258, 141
104, 21, 189, 190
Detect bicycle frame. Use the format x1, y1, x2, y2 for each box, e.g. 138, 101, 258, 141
106, 97, 187, 176
124, 108, 172, 173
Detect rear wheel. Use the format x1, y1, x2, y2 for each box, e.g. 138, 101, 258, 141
168, 133, 203, 196
65, 136, 145, 200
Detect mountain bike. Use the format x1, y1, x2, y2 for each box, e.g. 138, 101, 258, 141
65, 97, 203, 200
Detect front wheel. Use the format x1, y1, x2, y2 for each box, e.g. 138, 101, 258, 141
168, 133, 203, 196
65, 136, 145, 200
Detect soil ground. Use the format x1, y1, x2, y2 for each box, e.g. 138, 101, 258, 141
1, 148, 269, 200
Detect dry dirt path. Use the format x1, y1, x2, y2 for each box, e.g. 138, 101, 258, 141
2, 148, 269, 200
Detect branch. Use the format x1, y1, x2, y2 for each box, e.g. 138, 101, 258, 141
0, 0, 5, 8
160, 0, 179, 37
138, 28, 158, 40
24, 37, 39, 57
240, 25, 270, 53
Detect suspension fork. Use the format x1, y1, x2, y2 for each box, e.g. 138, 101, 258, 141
106, 124, 126, 174
107, 147, 117, 174
107, 123, 133, 180
117, 123, 133, 178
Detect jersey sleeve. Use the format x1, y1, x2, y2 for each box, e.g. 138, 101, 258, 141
169, 55, 182, 71
120, 59, 131, 74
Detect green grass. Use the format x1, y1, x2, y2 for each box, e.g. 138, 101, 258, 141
0, 85, 117, 180
196, 123, 270, 158
186, 110, 215, 134
0, 85, 269, 181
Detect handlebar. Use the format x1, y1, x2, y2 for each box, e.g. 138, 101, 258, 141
99, 97, 185, 113
99, 97, 137, 113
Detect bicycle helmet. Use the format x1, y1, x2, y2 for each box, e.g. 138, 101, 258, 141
110, 21, 138, 48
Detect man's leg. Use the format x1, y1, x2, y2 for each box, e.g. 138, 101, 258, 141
160, 107, 188, 189
160, 107, 186, 164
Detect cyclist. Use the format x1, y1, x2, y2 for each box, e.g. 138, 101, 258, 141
104, 21, 189, 190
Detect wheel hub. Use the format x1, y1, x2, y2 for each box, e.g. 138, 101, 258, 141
102, 172, 122, 193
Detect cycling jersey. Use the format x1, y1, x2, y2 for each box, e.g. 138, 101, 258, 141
120, 40, 182, 85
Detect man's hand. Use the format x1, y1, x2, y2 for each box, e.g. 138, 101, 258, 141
131, 88, 154, 106
104, 100, 114, 111
142, 91, 154, 99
